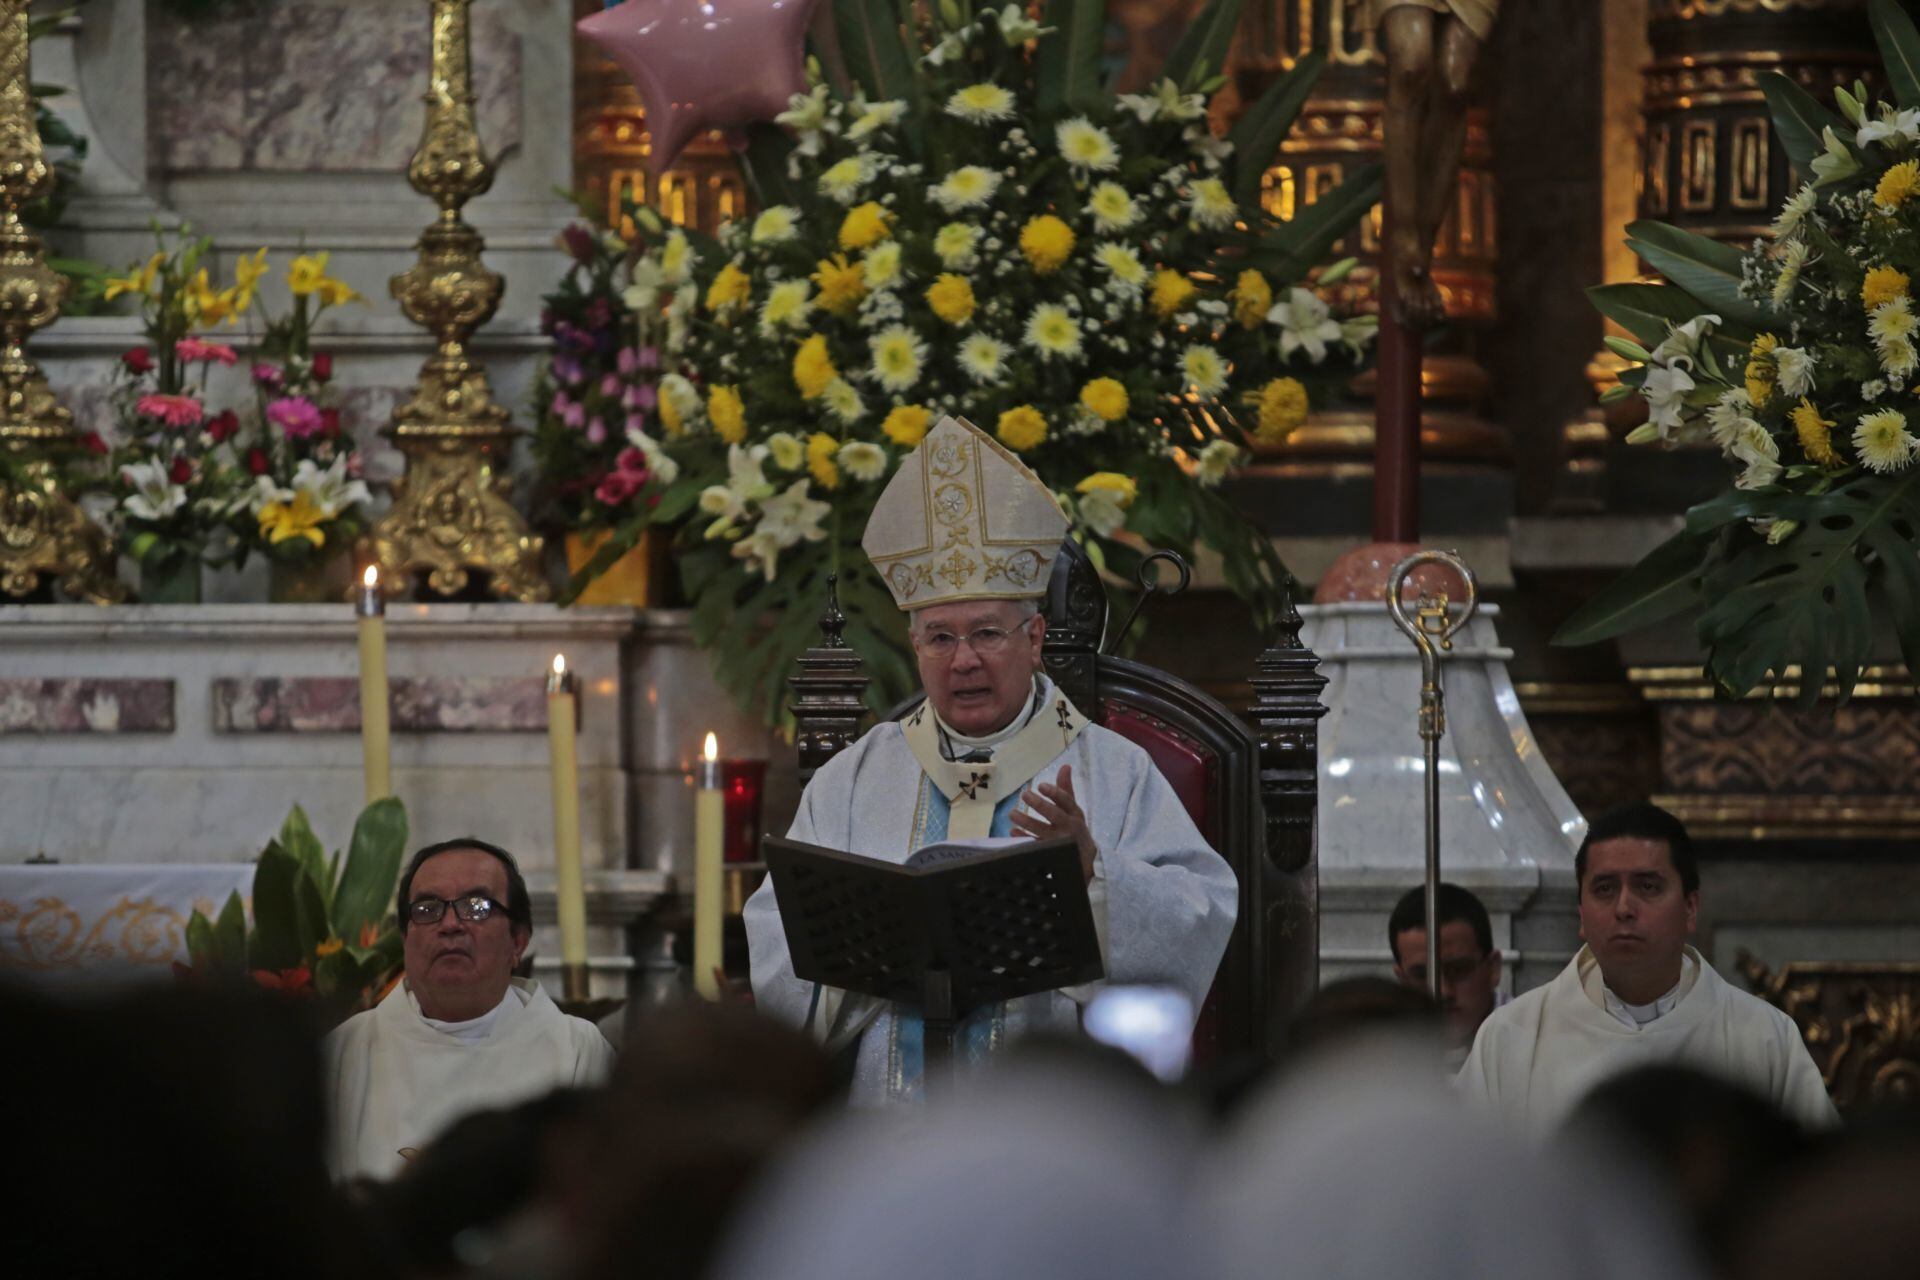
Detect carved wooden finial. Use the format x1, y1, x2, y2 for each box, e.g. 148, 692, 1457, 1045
789, 572, 870, 783
1041, 539, 1106, 713
1249, 575, 1327, 875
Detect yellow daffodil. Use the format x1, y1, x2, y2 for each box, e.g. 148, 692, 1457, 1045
259, 492, 328, 546
104, 252, 164, 302
233, 248, 270, 311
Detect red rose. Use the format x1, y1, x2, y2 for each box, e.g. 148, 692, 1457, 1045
121, 348, 154, 375
168, 455, 193, 485
80, 430, 108, 456
205, 409, 240, 442
320, 407, 342, 436
312, 352, 334, 382
245, 447, 270, 476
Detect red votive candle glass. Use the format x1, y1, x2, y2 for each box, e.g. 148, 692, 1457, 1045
721, 759, 767, 863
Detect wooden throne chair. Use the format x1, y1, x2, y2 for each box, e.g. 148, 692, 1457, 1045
787, 540, 1328, 1062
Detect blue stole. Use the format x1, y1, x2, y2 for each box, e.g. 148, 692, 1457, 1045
885, 779, 1019, 1103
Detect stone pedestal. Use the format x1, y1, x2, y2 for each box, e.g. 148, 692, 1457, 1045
1301, 602, 1583, 994
0, 603, 782, 1000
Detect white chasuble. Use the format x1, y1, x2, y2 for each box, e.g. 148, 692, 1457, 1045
744, 678, 1238, 1104
1457, 945, 1839, 1135
322, 977, 615, 1181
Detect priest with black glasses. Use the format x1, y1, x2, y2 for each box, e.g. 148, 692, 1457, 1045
321, 838, 614, 1181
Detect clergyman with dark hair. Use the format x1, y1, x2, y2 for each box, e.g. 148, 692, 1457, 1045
322, 838, 615, 1181
1457, 801, 1836, 1133
1387, 882, 1504, 1062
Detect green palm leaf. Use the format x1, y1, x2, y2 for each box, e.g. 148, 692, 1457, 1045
1758, 70, 1849, 177
1225, 51, 1326, 210
1624, 220, 1774, 331
1871, 0, 1920, 110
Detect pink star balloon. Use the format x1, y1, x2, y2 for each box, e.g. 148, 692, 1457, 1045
578, 0, 824, 175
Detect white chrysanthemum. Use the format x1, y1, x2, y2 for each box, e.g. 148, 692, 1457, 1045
1706, 388, 1753, 448
931, 166, 1002, 213
869, 324, 927, 392
1772, 183, 1817, 238
1182, 344, 1229, 398
1854, 408, 1917, 472
1730, 420, 1783, 489
837, 441, 888, 482
1871, 297, 1920, 376
935, 222, 982, 269
751, 205, 799, 244
823, 377, 865, 424
863, 242, 903, 292
775, 85, 831, 134
1056, 118, 1120, 172
1773, 345, 1816, 398
1188, 178, 1236, 229
846, 100, 907, 140
1095, 242, 1147, 294
946, 82, 1015, 123
958, 334, 1008, 383
1195, 439, 1243, 487
818, 156, 870, 204
1024, 303, 1082, 359
1088, 182, 1140, 233
1772, 239, 1809, 308
758, 279, 813, 336
766, 431, 805, 471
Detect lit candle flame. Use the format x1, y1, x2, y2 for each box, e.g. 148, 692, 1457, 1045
552, 653, 567, 677
703, 731, 718, 762
362, 564, 378, 589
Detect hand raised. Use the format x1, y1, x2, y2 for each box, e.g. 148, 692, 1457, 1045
1010, 764, 1097, 883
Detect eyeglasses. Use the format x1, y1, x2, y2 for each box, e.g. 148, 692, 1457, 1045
911, 619, 1035, 658
406, 894, 508, 927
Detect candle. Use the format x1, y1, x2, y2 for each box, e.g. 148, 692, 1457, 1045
546, 654, 589, 998
694, 731, 723, 1000
355, 565, 391, 804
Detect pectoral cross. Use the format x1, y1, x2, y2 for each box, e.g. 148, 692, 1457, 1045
958, 770, 991, 800
1055, 700, 1073, 743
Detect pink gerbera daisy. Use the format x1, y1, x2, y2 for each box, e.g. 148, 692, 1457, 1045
267, 396, 326, 439
136, 394, 204, 428
176, 336, 238, 366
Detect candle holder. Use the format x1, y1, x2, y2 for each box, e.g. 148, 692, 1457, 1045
0, 2, 120, 604
721, 759, 766, 864
367, 0, 548, 603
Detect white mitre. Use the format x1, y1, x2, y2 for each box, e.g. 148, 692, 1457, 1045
862, 415, 1068, 610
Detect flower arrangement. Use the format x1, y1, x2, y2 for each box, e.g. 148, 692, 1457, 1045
178, 799, 409, 1023
568, 0, 1378, 722
530, 206, 671, 533
1564, 0, 1920, 701
230, 251, 371, 576
96, 230, 257, 593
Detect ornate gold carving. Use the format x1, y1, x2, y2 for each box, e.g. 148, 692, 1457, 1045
370, 0, 546, 601
0, 2, 119, 602
1644, 123, 1672, 215
1739, 955, 1919, 1111
1651, 0, 1858, 19
1680, 120, 1719, 212
1730, 118, 1770, 209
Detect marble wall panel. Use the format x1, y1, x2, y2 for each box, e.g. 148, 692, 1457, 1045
0, 679, 174, 734
210, 676, 550, 733
147, 1, 523, 174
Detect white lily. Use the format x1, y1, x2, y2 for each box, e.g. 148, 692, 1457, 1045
1267, 288, 1342, 362
1648, 314, 1722, 368
993, 3, 1048, 44
1641, 363, 1697, 436
1810, 126, 1860, 187
120, 460, 186, 521
1116, 78, 1206, 124
291, 455, 372, 520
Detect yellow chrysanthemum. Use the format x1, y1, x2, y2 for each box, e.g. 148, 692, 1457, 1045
996, 405, 1048, 452
1863, 265, 1910, 311
811, 255, 868, 316
1876, 159, 1920, 210
1080, 378, 1129, 422
1791, 398, 1841, 467
1248, 377, 1310, 443
1231, 270, 1273, 330
1019, 215, 1075, 274
707, 384, 746, 444
704, 261, 751, 313
793, 334, 837, 400
839, 202, 893, 251
1745, 333, 1779, 405
1151, 269, 1195, 319
658, 387, 684, 434
883, 404, 931, 447
807, 431, 841, 489
287, 252, 330, 297
1076, 472, 1138, 506
926, 273, 976, 325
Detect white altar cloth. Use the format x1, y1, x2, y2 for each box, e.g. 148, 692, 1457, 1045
0, 863, 255, 984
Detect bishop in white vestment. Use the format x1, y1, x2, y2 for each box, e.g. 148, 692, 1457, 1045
745, 417, 1238, 1103
323, 840, 615, 1181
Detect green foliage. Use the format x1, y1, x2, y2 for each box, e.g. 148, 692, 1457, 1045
1225, 51, 1325, 210
1623, 220, 1773, 331
1870, 0, 1920, 110
1035, 0, 1106, 114
1159, 0, 1245, 93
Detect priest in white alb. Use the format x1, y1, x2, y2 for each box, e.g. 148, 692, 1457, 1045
323, 838, 615, 1181
1458, 802, 1837, 1134
745, 415, 1238, 1103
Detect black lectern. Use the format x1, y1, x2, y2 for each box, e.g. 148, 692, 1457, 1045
762, 834, 1103, 1093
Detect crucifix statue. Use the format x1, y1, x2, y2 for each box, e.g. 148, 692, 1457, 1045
1375, 0, 1499, 329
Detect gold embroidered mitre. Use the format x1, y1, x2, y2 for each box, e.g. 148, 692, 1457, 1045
862, 415, 1068, 610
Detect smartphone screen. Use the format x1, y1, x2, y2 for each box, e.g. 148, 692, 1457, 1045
1083, 986, 1194, 1082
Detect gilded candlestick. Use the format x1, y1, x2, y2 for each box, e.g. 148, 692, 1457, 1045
0, 1, 119, 602
368, 0, 548, 602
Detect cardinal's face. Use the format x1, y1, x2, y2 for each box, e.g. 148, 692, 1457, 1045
912, 599, 1047, 736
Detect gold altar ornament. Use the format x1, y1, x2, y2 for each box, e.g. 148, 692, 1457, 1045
0, 1, 119, 602
369, 0, 548, 601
